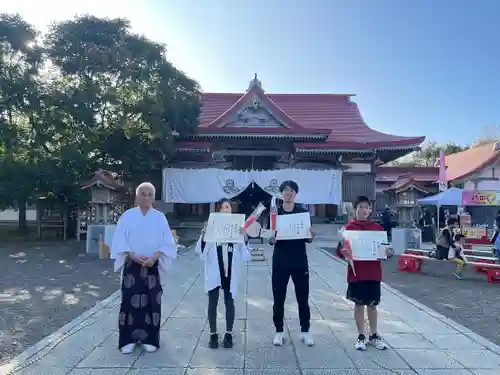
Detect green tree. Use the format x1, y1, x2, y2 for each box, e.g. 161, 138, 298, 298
43, 15, 200, 186
471, 125, 499, 147
0, 14, 201, 232
389, 141, 468, 167
0, 13, 45, 229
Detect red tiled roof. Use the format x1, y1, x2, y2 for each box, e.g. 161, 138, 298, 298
199, 91, 425, 148
176, 141, 212, 149
376, 167, 439, 182
199, 127, 328, 135
81, 169, 124, 190
446, 142, 500, 181
206, 84, 304, 130
386, 173, 432, 194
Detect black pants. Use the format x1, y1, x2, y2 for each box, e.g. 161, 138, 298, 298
207, 286, 235, 334
119, 259, 162, 349
383, 225, 391, 241
272, 266, 310, 333
436, 245, 449, 260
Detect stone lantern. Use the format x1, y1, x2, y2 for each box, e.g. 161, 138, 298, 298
78, 170, 128, 256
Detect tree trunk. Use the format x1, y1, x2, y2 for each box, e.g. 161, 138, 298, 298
17, 198, 27, 231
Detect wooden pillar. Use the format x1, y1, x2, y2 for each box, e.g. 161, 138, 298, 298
316, 204, 326, 218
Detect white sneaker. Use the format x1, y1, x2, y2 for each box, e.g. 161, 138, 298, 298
354, 337, 367, 351
368, 334, 388, 350
273, 332, 284, 346
143, 344, 157, 353
121, 343, 136, 354
300, 332, 315, 346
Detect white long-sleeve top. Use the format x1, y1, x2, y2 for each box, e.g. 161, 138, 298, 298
110, 207, 178, 286
195, 235, 251, 298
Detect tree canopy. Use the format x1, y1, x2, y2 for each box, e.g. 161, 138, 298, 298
0, 13, 200, 229
389, 124, 500, 168
389, 141, 468, 167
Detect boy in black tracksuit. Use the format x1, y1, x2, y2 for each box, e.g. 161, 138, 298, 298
269, 180, 315, 347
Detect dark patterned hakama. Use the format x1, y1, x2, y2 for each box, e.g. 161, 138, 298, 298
118, 258, 163, 349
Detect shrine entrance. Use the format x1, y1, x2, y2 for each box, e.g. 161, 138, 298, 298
235, 183, 272, 214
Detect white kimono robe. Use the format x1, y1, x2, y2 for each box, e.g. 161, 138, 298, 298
195, 235, 251, 298
110, 207, 178, 286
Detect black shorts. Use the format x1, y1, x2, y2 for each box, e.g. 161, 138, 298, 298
435, 245, 449, 260
346, 280, 381, 306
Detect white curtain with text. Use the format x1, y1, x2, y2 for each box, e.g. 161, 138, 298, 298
163, 168, 342, 204
250, 169, 341, 204
163, 168, 251, 203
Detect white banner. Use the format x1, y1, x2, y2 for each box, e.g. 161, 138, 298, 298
163, 168, 251, 203
163, 168, 342, 204
276, 212, 312, 240
342, 230, 388, 261
204, 213, 246, 243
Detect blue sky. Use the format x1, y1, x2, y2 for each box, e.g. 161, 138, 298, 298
4, 0, 500, 146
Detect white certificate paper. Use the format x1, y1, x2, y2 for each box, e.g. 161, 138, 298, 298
276, 212, 311, 240
204, 212, 245, 243
342, 230, 388, 261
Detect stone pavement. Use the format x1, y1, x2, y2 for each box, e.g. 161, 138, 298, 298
2, 245, 500, 375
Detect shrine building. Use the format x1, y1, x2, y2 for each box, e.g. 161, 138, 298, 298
158, 75, 425, 223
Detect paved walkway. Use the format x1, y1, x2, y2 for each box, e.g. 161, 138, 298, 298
2, 245, 500, 375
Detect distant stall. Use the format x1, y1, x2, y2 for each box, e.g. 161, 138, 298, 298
418, 188, 498, 245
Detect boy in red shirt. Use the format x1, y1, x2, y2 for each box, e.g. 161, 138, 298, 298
337, 195, 394, 351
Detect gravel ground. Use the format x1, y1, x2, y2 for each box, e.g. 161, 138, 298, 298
324, 247, 500, 347
0, 242, 120, 365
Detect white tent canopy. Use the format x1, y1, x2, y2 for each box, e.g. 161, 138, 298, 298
417, 187, 464, 206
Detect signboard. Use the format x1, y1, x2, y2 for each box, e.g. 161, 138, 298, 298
461, 226, 487, 239
86, 224, 105, 255
438, 149, 447, 192
104, 224, 117, 248
462, 190, 497, 206
459, 213, 471, 227
276, 212, 311, 240
204, 213, 245, 243
342, 230, 389, 261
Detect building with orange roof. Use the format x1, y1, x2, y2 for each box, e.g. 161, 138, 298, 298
445, 141, 500, 189
444, 142, 500, 227
159, 75, 425, 222
374, 143, 500, 225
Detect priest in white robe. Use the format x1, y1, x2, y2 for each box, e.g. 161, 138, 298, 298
195, 198, 251, 349
111, 182, 177, 354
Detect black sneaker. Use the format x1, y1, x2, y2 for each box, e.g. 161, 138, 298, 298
208, 333, 219, 349
222, 333, 233, 348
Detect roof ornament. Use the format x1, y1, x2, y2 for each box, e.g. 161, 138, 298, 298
251, 95, 260, 109
247, 73, 263, 92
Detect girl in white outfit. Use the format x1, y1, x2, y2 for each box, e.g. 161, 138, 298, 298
195, 198, 251, 349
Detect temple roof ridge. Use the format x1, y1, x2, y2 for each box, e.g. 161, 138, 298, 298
207, 74, 305, 130
197, 76, 425, 150
247, 73, 263, 92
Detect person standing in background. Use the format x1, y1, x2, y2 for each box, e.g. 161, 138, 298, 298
381, 206, 392, 241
